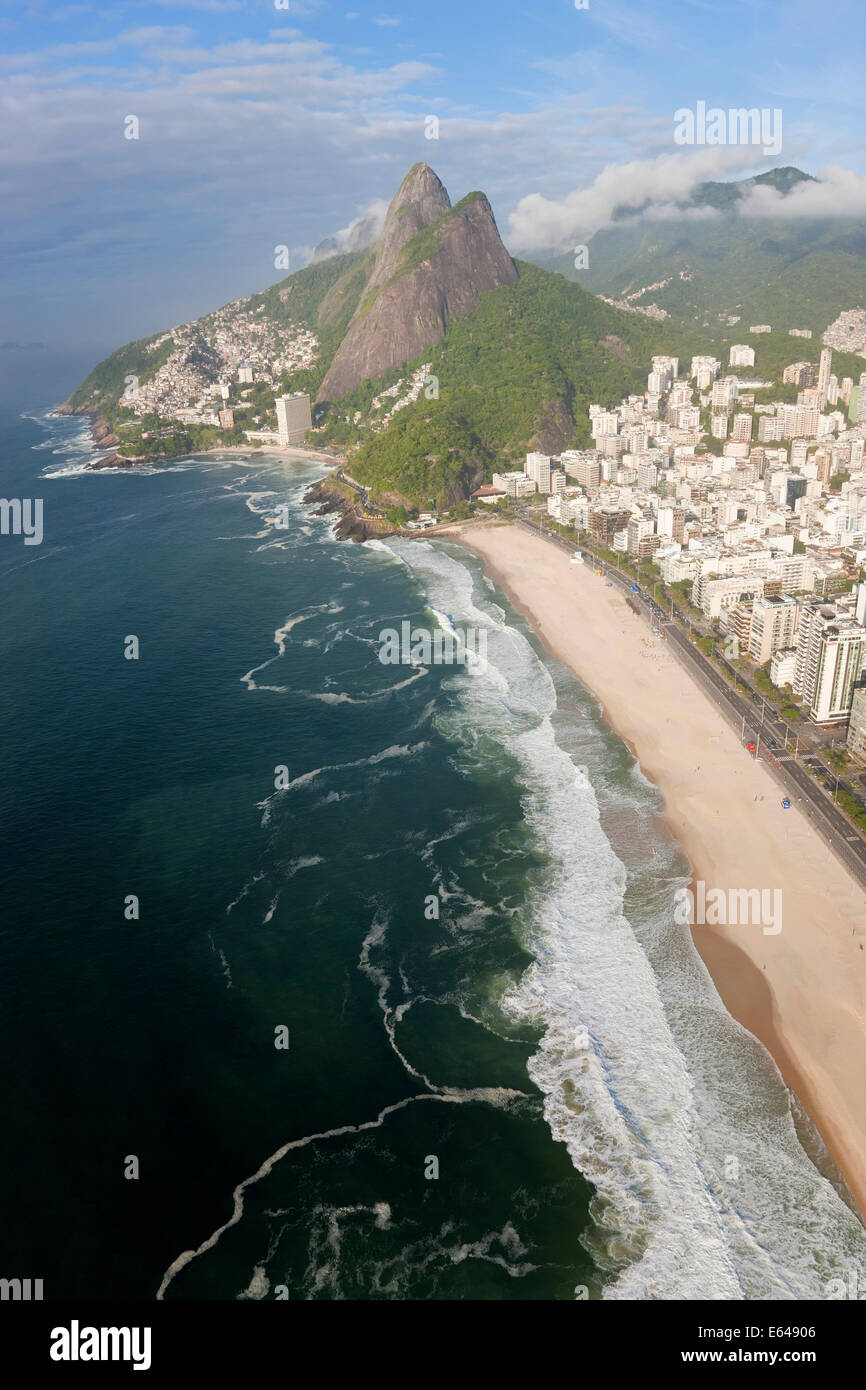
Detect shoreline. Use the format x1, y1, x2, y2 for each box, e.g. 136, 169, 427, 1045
56, 405, 346, 470
446, 520, 866, 1221
88, 442, 345, 470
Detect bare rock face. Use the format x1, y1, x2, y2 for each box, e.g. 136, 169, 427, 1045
317, 164, 517, 403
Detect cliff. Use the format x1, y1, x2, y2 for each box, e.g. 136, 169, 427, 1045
317, 164, 518, 403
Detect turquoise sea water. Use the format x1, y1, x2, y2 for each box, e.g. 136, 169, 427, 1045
1, 355, 865, 1300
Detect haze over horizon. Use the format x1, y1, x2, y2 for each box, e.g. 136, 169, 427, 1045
3, 0, 866, 352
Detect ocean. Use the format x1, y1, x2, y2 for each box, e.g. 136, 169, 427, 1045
2, 352, 865, 1300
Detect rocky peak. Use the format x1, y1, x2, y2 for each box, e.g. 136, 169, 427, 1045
363, 164, 452, 296
317, 165, 517, 403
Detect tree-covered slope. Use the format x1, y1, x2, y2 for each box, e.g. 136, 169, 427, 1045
318, 261, 705, 506
67, 250, 369, 418
527, 169, 866, 334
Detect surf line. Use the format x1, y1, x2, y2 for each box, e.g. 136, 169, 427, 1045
156, 1087, 525, 1299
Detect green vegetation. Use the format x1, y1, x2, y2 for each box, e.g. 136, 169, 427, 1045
66, 163, 866, 505
253, 250, 372, 399
69, 250, 372, 429
246, 250, 368, 336
397, 193, 487, 277
68, 334, 174, 412
319, 261, 705, 504
528, 168, 866, 336
357, 193, 489, 323
837, 787, 866, 834
754, 667, 779, 698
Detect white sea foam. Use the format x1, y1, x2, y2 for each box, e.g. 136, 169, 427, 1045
256, 742, 427, 826
207, 935, 234, 989
226, 870, 266, 914
240, 601, 345, 693
362, 538, 401, 558
302, 668, 429, 704
157, 1079, 527, 1299
393, 538, 866, 1301
286, 855, 325, 876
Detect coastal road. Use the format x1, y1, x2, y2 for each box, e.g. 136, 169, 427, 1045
335, 469, 370, 507
516, 517, 866, 894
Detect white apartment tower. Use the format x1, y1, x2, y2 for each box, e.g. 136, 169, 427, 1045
730, 344, 756, 369
817, 347, 832, 405
711, 414, 729, 440
749, 596, 800, 663
793, 603, 866, 723
711, 377, 738, 413
848, 686, 866, 763
591, 410, 619, 440
525, 452, 553, 492
276, 392, 313, 445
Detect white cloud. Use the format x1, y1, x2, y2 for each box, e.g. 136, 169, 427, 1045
739, 164, 866, 220
313, 198, 389, 259
508, 147, 767, 250
151, 0, 247, 11
2, 12, 862, 345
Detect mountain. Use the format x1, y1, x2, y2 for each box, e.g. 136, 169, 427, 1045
63, 163, 713, 503
688, 166, 818, 213
314, 258, 704, 506
524, 168, 866, 334
316, 163, 518, 402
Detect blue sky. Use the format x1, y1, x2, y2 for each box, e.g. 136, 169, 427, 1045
2, 0, 865, 353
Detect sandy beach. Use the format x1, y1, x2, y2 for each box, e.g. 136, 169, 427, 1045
451, 520, 866, 1218
197, 444, 342, 464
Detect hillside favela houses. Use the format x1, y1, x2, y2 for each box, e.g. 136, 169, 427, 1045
497, 350, 866, 752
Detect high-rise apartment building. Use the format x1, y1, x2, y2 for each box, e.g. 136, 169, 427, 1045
748, 595, 800, 663
757, 415, 782, 443
590, 410, 619, 440
711, 377, 738, 413
561, 450, 601, 490
847, 686, 866, 762
711, 414, 729, 440
730, 344, 755, 368
276, 392, 313, 445
525, 452, 552, 492
817, 347, 832, 405
627, 515, 655, 555
782, 361, 815, 388
793, 603, 866, 723
588, 507, 631, 545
